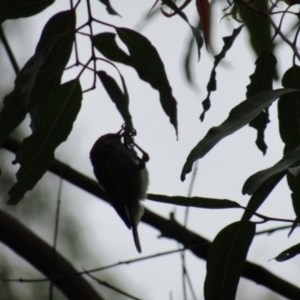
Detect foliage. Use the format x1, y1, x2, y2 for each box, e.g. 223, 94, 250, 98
1, 0, 300, 299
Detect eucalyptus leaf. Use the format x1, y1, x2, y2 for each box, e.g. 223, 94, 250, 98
201, 26, 242, 121
241, 172, 285, 221
204, 221, 256, 299
8, 80, 82, 205
148, 194, 241, 209
275, 243, 300, 262
93, 28, 178, 136
181, 88, 299, 181
243, 145, 300, 195
0, 0, 55, 24
97, 71, 133, 131
161, 0, 203, 60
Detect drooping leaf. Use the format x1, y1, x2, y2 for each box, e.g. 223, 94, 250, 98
0, 47, 57, 147
243, 146, 300, 195
0, 0, 55, 24
236, 0, 272, 57
200, 26, 242, 121
161, 0, 203, 60
93, 29, 178, 136
91, 32, 133, 66
15, 42, 55, 110
0, 92, 27, 147
148, 194, 241, 209
181, 88, 298, 181
184, 34, 196, 85
28, 9, 76, 111
241, 172, 285, 221
0, 10, 75, 146
278, 66, 300, 235
8, 80, 82, 205
247, 50, 277, 154
204, 221, 256, 300
98, 0, 121, 16
288, 214, 300, 237
196, 0, 210, 47
275, 243, 300, 262
97, 71, 133, 131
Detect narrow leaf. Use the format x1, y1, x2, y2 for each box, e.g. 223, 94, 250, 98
236, 0, 272, 57
181, 88, 299, 181
29, 9, 76, 110
92, 33, 133, 66
200, 26, 242, 121
98, 0, 121, 16
0, 0, 55, 24
243, 146, 300, 195
97, 71, 133, 131
8, 80, 82, 205
196, 0, 210, 47
204, 221, 255, 300
15, 42, 55, 110
0, 92, 27, 147
116, 27, 178, 136
278, 66, 300, 231
275, 243, 300, 262
247, 50, 277, 154
0, 10, 74, 146
241, 172, 285, 221
288, 214, 300, 237
93, 28, 178, 136
148, 194, 241, 209
161, 0, 203, 60
184, 34, 195, 85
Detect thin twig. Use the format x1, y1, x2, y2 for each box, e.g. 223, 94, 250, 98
86, 272, 142, 300
0, 26, 19, 75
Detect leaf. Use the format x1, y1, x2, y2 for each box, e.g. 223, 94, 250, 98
0, 0, 55, 24
288, 214, 300, 237
97, 71, 133, 131
196, 0, 210, 47
278, 67, 300, 153
278, 66, 300, 235
8, 80, 82, 205
181, 88, 298, 181
0, 10, 75, 147
200, 26, 242, 121
91, 33, 133, 66
161, 0, 203, 60
279, 68, 300, 201
28, 9, 76, 111
15, 42, 55, 110
148, 194, 241, 209
204, 221, 256, 300
116, 27, 178, 136
236, 0, 272, 57
93, 29, 178, 136
241, 172, 285, 221
183, 34, 195, 85
275, 243, 300, 262
0, 92, 27, 147
243, 146, 300, 195
98, 0, 121, 16
247, 50, 277, 154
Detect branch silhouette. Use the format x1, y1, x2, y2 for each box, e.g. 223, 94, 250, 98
0, 208, 103, 300
2, 136, 300, 300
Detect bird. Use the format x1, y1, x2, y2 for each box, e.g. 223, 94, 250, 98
90, 131, 149, 253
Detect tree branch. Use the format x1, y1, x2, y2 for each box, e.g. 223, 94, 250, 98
0, 208, 103, 300
2, 136, 300, 299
